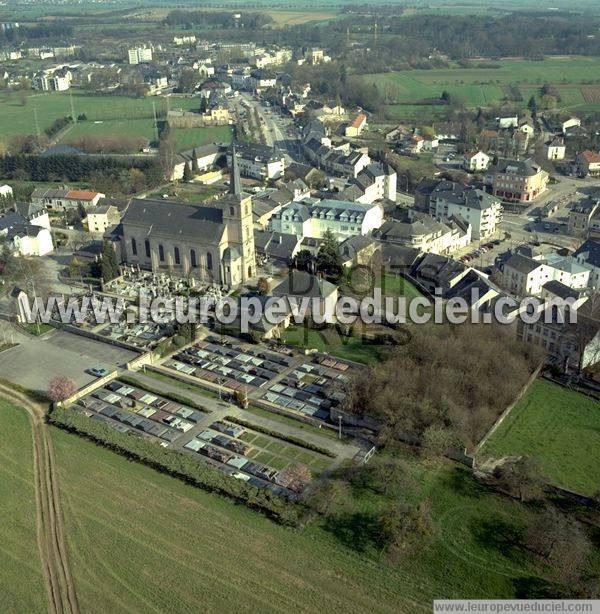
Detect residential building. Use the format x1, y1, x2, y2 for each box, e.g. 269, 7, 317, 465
174, 35, 196, 46
86, 204, 121, 234
306, 48, 325, 64
569, 198, 599, 237
253, 230, 302, 263
171, 143, 224, 181
332, 162, 397, 204
345, 113, 367, 138
128, 47, 153, 65
248, 69, 276, 92
501, 252, 590, 297
0, 184, 13, 199
114, 151, 255, 286
574, 238, 600, 289
463, 150, 490, 172
270, 198, 384, 240
576, 150, 600, 177
544, 138, 566, 161
31, 187, 105, 211
272, 270, 338, 323
0, 210, 53, 256
227, 143, 285, 181
488, 158, 548, 203
562, 117, 581, 134
373, 213, 472, 255
429, 182, 503, 239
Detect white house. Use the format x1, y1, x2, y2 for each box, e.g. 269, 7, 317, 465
574, 238, 600, 290
0, 184, 13, 199
463, 151, 490, 172
128, 47, 152, 65
171, 143, 223, 181
8, 225, 54, 257
545, 138, 566, 161
270, 198, 384, 240
227, 143, 285, 181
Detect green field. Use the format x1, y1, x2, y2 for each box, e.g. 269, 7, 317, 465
0, 401, 46, 613
0, 91, 231, 152
365, 57, 600, 120
480, 380, 600, 496
49, 423, 582, 611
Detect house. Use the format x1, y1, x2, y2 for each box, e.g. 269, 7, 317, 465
407, 134, 424, 154
574, 238, 600, 290
520, 295, 599, 371
497, 116, 518, 129
463, 151, 490, 172
568, 198, 599, 238
171, 143, 224, 181
373, 212, 472, 255
0, 211, 53, 256
270, 198, 384, 240
253, 229, 301, 262
576, 151, 600, 177
345, 113, 367, 138
86, 204, 121, 234
13, 202, 51, 230
197, 62, 215, 79
229, 293, 293, 340
544, 138, 566, 161
333, 162, 397, 205
562, 117, 581, 134
429, 182, 503, 240
227, 143, 285, 181
252, 188, 295, 228
339, 235, 381, 267
248, 69, 276, 92
113, 151, 255, 286
31, 187, 105, 211
128, 46, 152, 65
487, 158, 548, 203
272, 269, 338, 323
501, 252, 590, 297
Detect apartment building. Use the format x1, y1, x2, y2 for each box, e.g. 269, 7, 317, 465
488, 158, 548, 203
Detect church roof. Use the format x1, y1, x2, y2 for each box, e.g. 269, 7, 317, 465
121, 198, 225, 243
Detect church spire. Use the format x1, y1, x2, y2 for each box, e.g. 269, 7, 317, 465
230, 144, 242, 197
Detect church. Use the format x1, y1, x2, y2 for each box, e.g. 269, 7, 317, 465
113, 148, 256, 286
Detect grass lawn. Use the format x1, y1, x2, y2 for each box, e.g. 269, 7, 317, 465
0, 401, 46, 613
64, 118, 157, 144
282, 325, 387, 365
48, 423, 583, 611
19, 323, 53, 336
365, 57, 600, 118
171, 125, 233, 151
480, 379, 600, 496
377, 273, 422, 301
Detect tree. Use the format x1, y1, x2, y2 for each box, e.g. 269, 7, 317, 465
316, 229, 342, 281
158, 135, 177, 180
293, 249, 315, 273
525, 506, 592, 583
256, 277, 270, 295
277, 464, 312, 493
490, 456, 544, 502
182, 161, 192, 183
101, 240, 119, 283
47, 376, 77, 402
527, 95, 538, 115
379, 499, 431, 559
191, 148, 199, 173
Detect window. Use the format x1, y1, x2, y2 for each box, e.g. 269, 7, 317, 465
229, 206, 235, 216
158, 244, 165, 262
144, 239, 150, 258
174, 246, 180, 265
190, 249, 197, 267
207, 252, 213, 270
131, 238, 137, 256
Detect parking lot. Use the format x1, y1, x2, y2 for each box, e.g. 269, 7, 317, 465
0, 327, 138, 393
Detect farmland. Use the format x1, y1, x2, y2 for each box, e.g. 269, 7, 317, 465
0, 91, 230, 152
0, 401, 46, 613
365, 57, 600, 120
480, 379, 600, 496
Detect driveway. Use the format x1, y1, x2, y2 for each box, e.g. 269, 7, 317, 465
0, 326, 139, 395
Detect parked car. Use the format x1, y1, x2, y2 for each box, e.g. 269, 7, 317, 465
87, 366, 109, 378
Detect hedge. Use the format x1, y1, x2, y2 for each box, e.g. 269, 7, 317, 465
118, 374, 211, 414
49, 405, 301, 526
225, 415, 337, 458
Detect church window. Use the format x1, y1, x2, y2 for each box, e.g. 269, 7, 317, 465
158, 244, 165, 262
131, 238, 137, 256
207, 252, 213, 270
144, 239, 150, 258
190, 249, 197, 267
174, 246, 180, 265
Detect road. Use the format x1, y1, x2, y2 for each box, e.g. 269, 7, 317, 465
0, 383, 79, 614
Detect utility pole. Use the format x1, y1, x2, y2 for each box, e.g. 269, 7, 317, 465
33, 107, 40, 137
69, 89, 76, 123
338, 415, 342, 440
152, 101, 159, 144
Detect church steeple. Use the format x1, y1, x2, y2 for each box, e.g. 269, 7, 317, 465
230, 144, 242, 197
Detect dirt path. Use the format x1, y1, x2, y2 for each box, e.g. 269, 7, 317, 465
0, 384, 79, 614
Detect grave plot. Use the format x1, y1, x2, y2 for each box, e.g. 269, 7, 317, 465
71, 379, 208, 444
